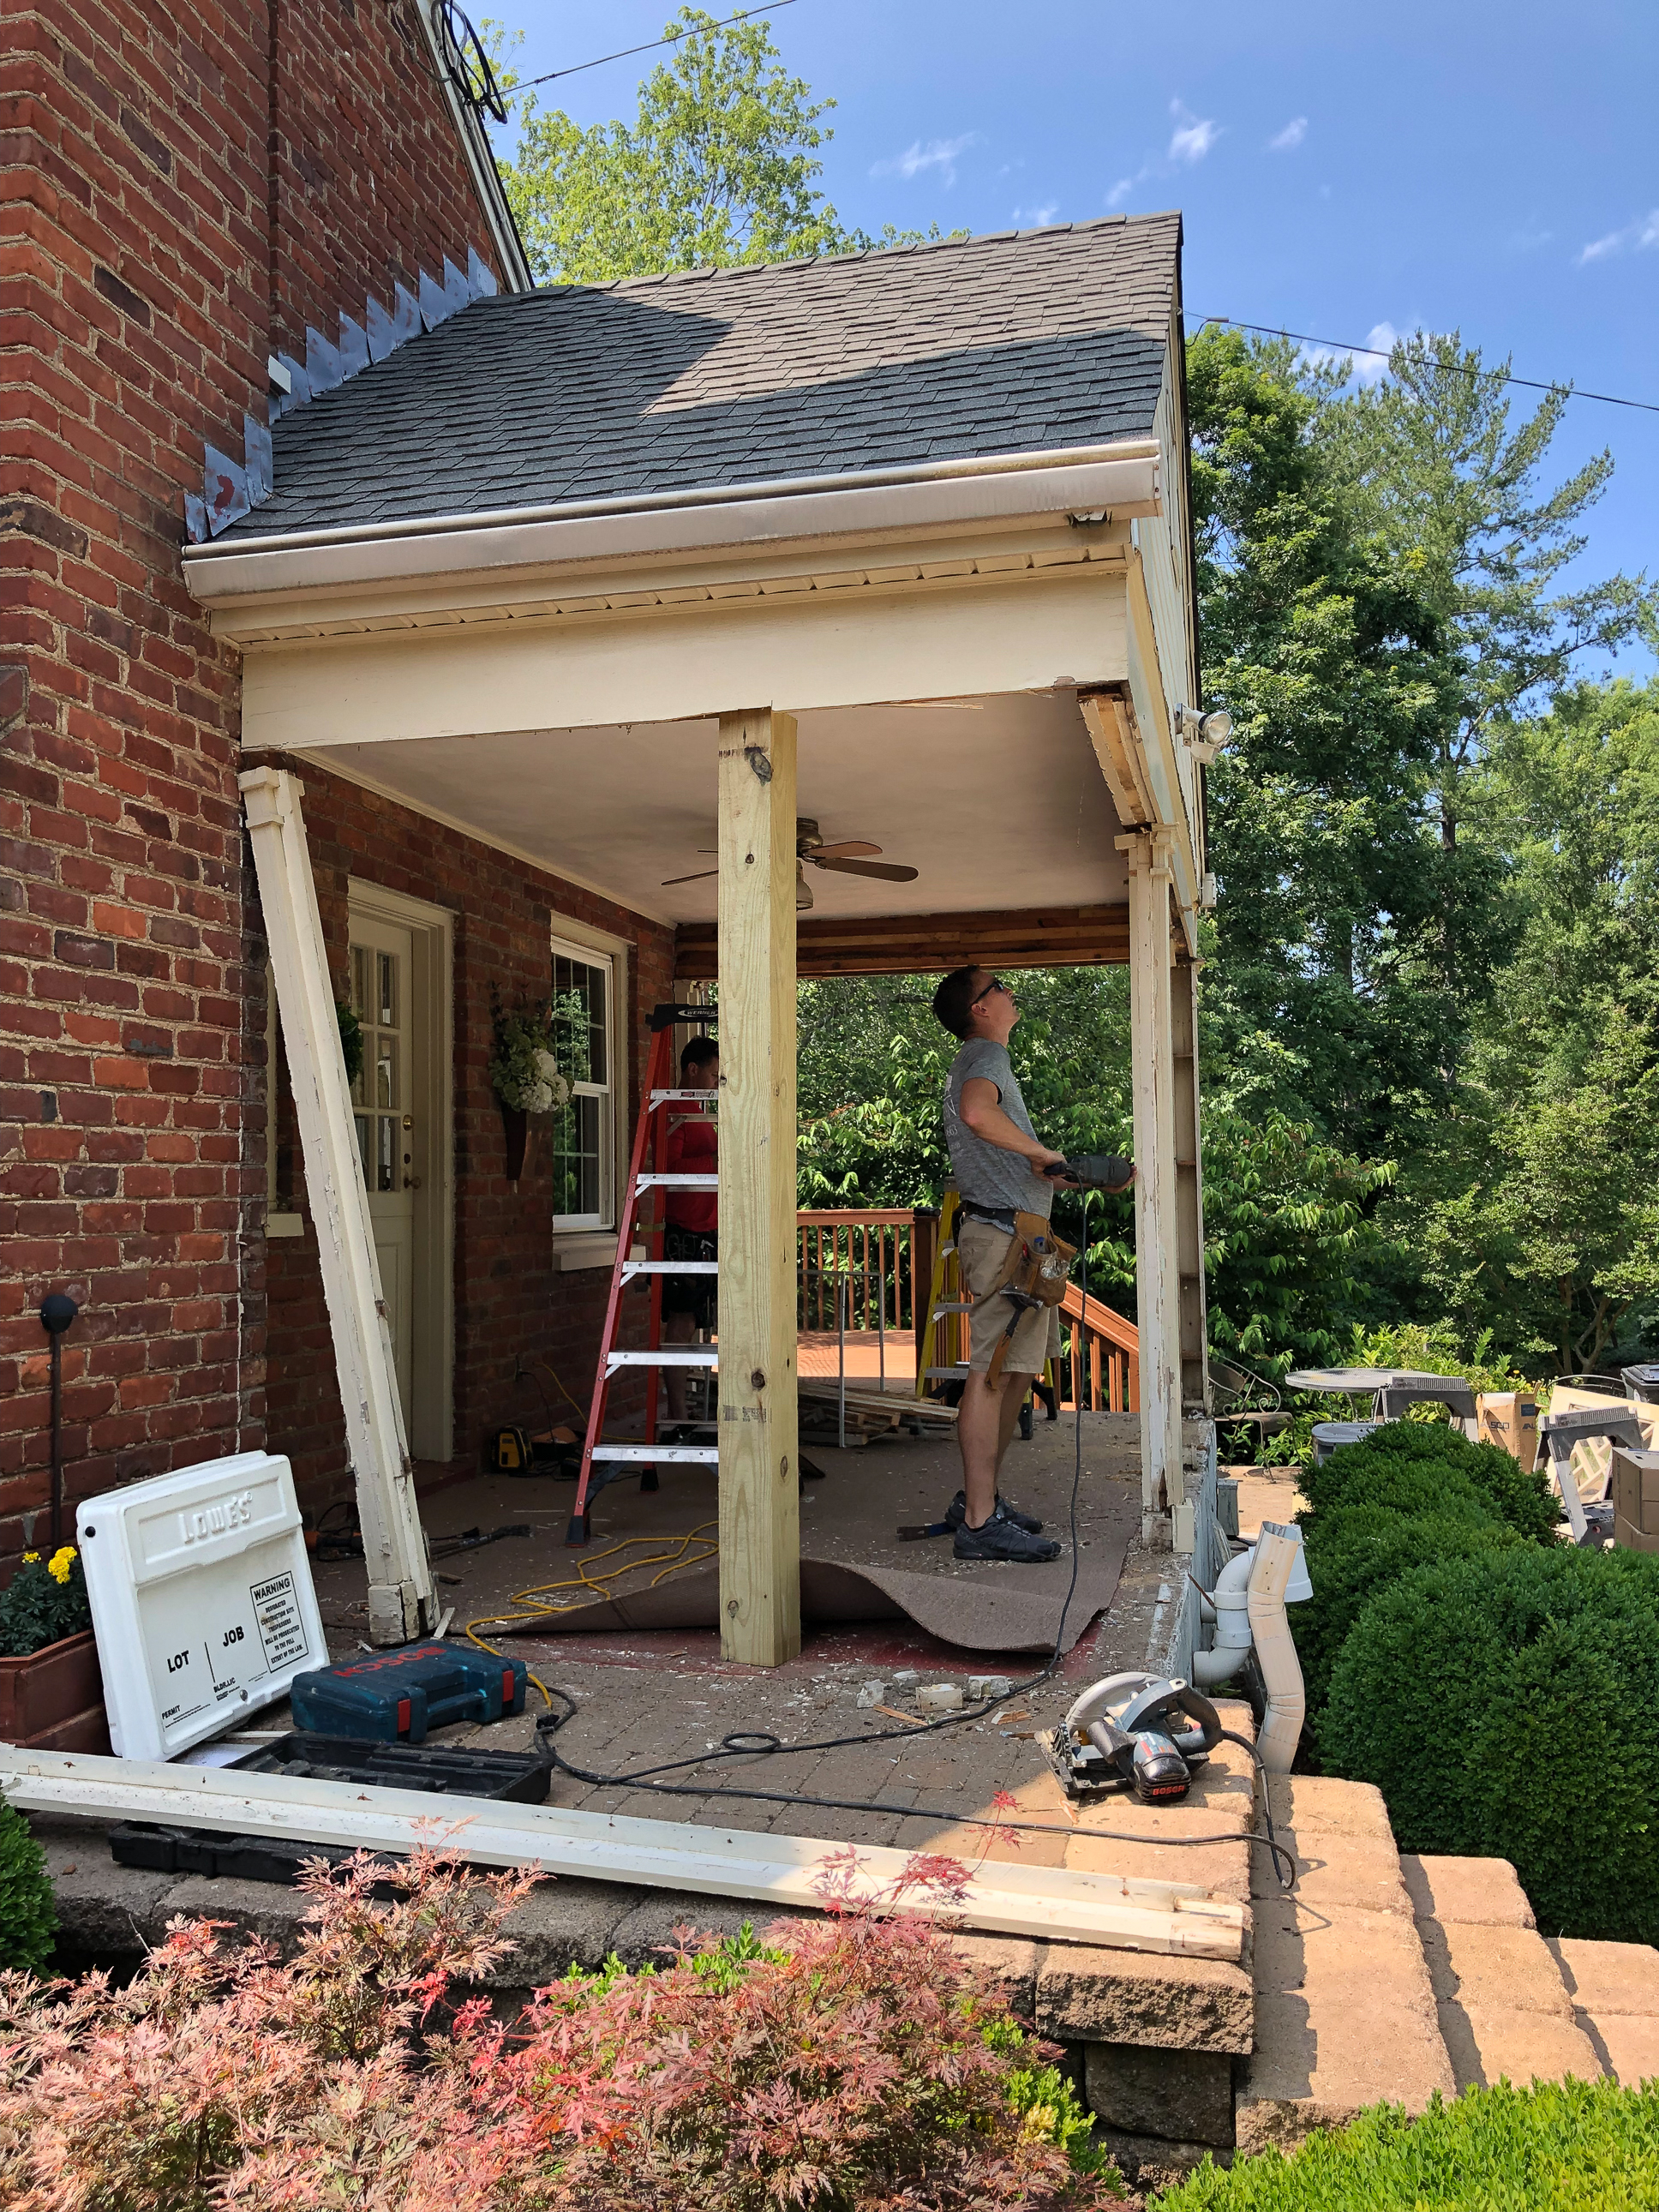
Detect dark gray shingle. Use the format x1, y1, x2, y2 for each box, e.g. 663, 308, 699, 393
230, 213, 1180, 540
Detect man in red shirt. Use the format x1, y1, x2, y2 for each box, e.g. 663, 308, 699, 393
662, 1035, 718, 1431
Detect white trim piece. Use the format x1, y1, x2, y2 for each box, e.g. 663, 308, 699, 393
1121, 827, 1183, 1535
240, 767, 437, 1644
554, 1232, 622, 1272
410, 2, 533, 292
183, 451, 1162, 601
267, 1213, 305, 1238
0, 1744, 1246, 1960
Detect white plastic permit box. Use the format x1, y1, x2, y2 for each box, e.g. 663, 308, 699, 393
76, 1451, 327, 1760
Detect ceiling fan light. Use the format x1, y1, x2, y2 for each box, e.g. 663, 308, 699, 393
795, 859, 814, 910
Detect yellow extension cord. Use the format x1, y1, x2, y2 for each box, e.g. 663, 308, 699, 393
464, 1519, 719, 1710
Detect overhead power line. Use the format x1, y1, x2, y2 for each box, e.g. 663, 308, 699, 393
513, 1, 800, 94
1196, 315, 1659, 417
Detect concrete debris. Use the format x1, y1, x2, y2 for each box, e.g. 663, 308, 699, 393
969, 1674, 1015, 1700
917, 1683, 964, 1712
856, 1681, 886, 1708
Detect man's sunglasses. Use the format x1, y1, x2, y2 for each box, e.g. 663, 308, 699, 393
971, 977, 1011, 1006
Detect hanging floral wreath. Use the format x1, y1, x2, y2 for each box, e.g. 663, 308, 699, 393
488, 993, 573, 1115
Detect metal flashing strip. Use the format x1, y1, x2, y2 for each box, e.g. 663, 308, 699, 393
184, 448, 1162, 602
0, 1743, 1246, 1958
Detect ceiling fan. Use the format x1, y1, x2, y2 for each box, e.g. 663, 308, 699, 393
662, 818, 919, 909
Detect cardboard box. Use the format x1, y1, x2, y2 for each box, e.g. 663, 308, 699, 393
1611, 1448, 1659, 1537
1477, 1391, 1541, 1473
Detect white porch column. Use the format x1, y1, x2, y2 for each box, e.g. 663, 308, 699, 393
240, 767, 436, 1645
1172, 956, 1210, 1410
716, 710, 802, 1665
1118, 829, 1183, 1535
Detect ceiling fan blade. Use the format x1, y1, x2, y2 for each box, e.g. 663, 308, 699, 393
808, 840, 883, 860
661, 867, 719, 885
812, 856, 920, 883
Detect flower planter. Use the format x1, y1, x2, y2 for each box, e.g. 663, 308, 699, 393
0, 1629, 110, 1752
501, 1103, 530, 1183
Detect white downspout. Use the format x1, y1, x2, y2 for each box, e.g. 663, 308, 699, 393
1189, 1546, 1254, 1686
1248, 1521, 1308, 1775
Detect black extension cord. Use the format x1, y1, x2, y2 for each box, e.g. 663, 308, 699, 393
531, 1191, 1297, 1891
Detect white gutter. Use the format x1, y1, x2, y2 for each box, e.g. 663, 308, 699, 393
0, 1742, 1245, 1959
182, 441, 1161, 602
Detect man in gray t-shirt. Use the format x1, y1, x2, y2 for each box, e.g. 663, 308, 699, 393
931, 966, 1080, 1563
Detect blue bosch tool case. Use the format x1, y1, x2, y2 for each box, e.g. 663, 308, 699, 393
288, 1640, 528, 1742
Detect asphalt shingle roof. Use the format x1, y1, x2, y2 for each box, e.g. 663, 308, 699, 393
231, 213, 1181, 540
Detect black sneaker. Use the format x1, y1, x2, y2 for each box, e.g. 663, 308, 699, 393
945, 1489, 1043, 1537
953, 1499, 1062, 1562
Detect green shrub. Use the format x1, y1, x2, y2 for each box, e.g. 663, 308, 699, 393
0, 1789, 56, 1973
1321, 1545, 1659, 1941
1156, 2078, 1659, 2209
1300, 1420, 1558, 1543
1291, 1508, 1526, 1727
1298, 1455, 1498, 1532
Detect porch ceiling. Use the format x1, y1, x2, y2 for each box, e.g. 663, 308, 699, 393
306, 690, 1129, 929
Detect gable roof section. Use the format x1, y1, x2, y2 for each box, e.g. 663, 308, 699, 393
226, 213, 1182, 543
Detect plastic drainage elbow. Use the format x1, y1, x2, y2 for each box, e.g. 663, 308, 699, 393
1190, 1548, 1255, 1687
1248, 1522, 1308, 1775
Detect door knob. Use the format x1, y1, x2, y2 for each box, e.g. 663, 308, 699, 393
404, 1174, 422, 1190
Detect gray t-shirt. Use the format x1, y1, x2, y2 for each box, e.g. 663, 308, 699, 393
943, 1039, 1053, 1221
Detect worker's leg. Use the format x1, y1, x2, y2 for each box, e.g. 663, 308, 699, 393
956, 1365, 1012, 1528
995, 1370, 1038, 1479
663, 1307, 694, 1423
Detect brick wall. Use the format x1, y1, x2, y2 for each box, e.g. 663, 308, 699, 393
259, 758, 675, 1514
0, 0, 503, 1566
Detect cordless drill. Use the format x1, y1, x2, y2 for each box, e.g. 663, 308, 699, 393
1043, 1154, 1136, 1193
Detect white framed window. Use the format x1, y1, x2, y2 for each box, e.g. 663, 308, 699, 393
549, 936, 614, 1231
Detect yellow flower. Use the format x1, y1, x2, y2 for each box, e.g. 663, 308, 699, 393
48, 1546, 76, 1586
20, 1552, 39, 1565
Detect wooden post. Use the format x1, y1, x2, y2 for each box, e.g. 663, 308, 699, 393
716, 709, 801, 1664
240, 768, 436, 1645
1119, 830, 1183, 1537
1172, 957, 1209, 1411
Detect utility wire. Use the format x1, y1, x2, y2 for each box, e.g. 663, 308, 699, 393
512, 1, 800, 94
1195, 315, 1659, 417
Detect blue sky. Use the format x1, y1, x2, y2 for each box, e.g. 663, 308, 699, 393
490, 0, 1656, 676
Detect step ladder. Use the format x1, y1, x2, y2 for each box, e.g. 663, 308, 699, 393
567, 1003, 718, 1545
913, 1184, 1057, 1435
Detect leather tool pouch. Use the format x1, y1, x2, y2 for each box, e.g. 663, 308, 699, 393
985, 1213, 1078, 1306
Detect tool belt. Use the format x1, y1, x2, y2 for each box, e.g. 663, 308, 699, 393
976, 1212, 1077, 1387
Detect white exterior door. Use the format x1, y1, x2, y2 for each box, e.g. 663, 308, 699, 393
349, 914, 416, 1426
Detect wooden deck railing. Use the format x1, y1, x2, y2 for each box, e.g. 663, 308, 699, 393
795, 1205, 1139, 1412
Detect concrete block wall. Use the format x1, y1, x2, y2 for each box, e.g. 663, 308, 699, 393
258, 756, 677, 1509
0, 0, 501, 1571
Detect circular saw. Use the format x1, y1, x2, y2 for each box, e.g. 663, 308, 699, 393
1045, 1671, 1223, 1804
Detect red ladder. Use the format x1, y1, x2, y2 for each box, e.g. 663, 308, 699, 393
566, 1003, 718, 1544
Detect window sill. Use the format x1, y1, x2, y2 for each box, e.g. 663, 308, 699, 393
554, 1232, 622, 1272
267, 1212, 306, 1238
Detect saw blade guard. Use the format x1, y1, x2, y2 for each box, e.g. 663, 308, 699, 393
1063, 1672, 1222, 1765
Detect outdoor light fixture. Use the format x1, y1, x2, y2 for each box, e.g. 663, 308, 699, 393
1176, 704, 1234, 765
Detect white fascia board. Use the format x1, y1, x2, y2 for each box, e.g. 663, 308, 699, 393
0, 1743, 1244, 1960
183, 446, 1161, 607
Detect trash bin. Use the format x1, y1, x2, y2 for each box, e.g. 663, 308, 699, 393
1311, 1419, 1383, 1466
1622, 1365, 1659, 1406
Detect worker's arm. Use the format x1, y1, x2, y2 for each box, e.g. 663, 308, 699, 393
958, 1077, 1068, 1172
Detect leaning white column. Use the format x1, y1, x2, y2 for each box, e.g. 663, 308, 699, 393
241, 766, 434, 1645
1118, 829, 1183, 1538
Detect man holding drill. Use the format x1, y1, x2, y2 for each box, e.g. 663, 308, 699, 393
931, 966, 1133, 1562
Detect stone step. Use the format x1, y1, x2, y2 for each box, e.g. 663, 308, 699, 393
1548, 1936, 1659, 2085
1401, 1855, 1602, 2092
1236, 1775, 1454, 2157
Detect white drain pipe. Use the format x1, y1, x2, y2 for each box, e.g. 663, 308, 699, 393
1189, 1521, 1308, 1775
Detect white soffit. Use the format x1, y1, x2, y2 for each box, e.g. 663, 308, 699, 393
302, 695, 1131, 927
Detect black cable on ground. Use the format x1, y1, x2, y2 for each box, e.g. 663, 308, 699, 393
525, 1196, 1300, 1892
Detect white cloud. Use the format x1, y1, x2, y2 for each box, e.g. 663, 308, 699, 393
1106, 175, 1136, 207
1268, 117, 1308, 152
1578, 208, 1659, 262
871, 133, 979, 186
1167, 101, 1221, 164
1353, 320, 1400, 384
1013, 202, 1060, 226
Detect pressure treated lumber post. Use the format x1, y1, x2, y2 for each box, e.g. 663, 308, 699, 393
1119, 830, 1183, 1536
1172, 956, 1209, 1412
716, 710, 801, 1664
239, 767, 435, 1644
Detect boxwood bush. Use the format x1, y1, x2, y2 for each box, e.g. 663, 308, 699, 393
1320, 1544, 1659, 1943
0, 1789, 56, 1974
1156, 2078, 1659, 2209
1299, 1421, 1558, 1544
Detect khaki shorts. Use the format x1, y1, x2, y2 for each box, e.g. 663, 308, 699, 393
958, 1217, 1064, 1378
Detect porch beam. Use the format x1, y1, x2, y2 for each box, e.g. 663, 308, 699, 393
675, 902, 1132, 980
1172, 956, 1209, 1411
1118, 829, 1183, 1536
716, 709, 802, 1665
239, 768, 436, 1645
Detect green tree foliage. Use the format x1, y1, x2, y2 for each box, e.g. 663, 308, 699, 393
488, 9, 950, 283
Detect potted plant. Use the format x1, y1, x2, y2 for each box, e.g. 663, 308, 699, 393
0, 1543, 108, 1752
488, 995, 572, 1183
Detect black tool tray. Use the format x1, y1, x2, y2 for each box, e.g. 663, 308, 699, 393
107, 1730, 550, 1888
